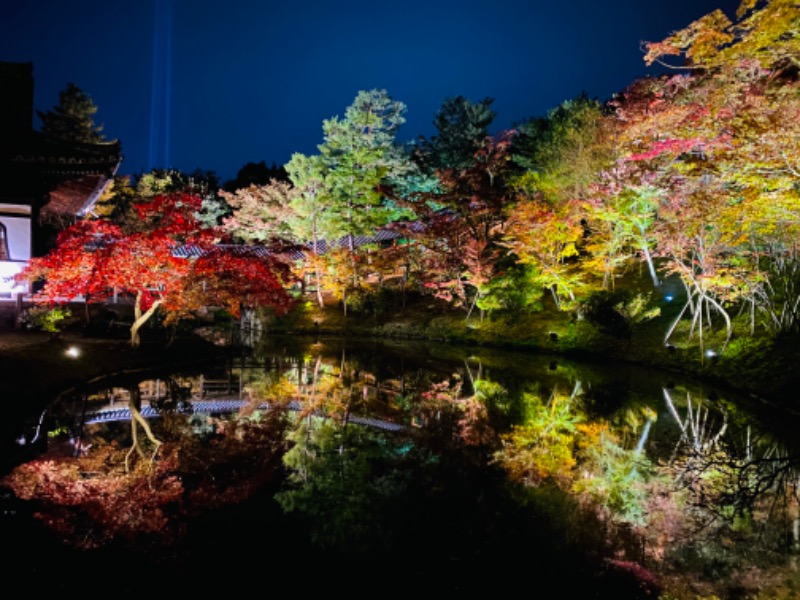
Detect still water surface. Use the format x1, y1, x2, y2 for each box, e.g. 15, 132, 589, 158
1, 335, 798, 598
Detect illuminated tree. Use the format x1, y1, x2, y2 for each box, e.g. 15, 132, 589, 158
285, 153, 329, 307
504, 96, 613, 309
16, 192, 296, 348
400, 131, 517, 314
586, 148, 664, 289
90, 174, 138, 224
642, 0, 799, 74
601, 0, 800, 351
287, 89, 416, 314
134, 168, 192, 198
601, 74, 742, 356
503, 195, 588, 311
318, 89, 413, 242
641, 0, 800, 335
512, 93, 612, 197
220, 179, 298, 245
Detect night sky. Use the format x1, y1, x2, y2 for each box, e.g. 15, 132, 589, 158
1, 0, 743, 184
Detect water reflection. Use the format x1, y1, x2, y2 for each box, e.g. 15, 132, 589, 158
1, 335, 799, 597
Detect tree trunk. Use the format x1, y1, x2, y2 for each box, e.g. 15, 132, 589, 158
312, 233, 325, 308
640, 241, 660, 287
129, 292, 163, 348
124, 386, 162, 473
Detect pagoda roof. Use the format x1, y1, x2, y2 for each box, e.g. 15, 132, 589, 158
40, 173, 113, 220
1, 130, 121, 216
3, 130, 121, 177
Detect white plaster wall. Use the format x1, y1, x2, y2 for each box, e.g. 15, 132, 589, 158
0, 260, 27, 294
0, 206, 33, 296
2, 213, 32, 261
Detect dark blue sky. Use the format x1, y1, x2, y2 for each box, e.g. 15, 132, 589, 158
1, 0, 742, 184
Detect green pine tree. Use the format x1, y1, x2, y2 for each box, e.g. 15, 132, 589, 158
37, 82, 106, 143
417, 95, 496, 171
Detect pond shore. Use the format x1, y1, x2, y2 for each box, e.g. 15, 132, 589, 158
0, 326, 235, 475
264, 293, 800, 422
2, 289, 798, 442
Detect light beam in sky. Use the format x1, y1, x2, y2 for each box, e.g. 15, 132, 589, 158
148, 0, 172, 173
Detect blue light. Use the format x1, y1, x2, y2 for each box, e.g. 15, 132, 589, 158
664, 294, 673, 302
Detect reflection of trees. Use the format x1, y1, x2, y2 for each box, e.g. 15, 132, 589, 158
495, 382, 585, 487
274, 354, 515, 558
273, 373, 634, 590
659, 386, 800, 556
662, 386, 727, 459
494, 378, 800, 593
496, 381, 657, 527
72, 375, 195, 473
277, 418, 409, 552
577, 429, 653, 526
2, 400, 290, 550
12, 339, 799, 596
238, 345, 504, 444
124, 383, 163, 472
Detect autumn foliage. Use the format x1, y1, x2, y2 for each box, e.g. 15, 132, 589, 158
18, 3, 800, 356
251, 0, 800, 359
2, 410, 290, 550
17, 192, 296, 346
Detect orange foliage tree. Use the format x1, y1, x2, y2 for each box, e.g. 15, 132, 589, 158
593, 0, 800, 353
396, 131, 516, 315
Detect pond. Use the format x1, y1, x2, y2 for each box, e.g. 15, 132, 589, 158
1, 334, 799, 598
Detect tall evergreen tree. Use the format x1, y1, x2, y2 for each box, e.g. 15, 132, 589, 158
285, 152, 328, 307
37, 82, 106, 143
285, 89, 415, 313
317, 88, 413, 244
415, 95, 496, 171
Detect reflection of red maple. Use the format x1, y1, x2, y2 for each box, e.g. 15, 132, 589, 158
1, 411, 290, 550
4, 447, 186, 549
16, 192, 297, 347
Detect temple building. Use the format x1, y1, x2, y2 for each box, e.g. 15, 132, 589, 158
0, 61, 122, 309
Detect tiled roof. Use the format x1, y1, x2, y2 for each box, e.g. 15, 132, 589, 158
40, 174, 112, 219
4, 132, 121, 175
173, 230, 404, 262
172, 243, 308, 262
313, 230, 401, 254
1, 131, 122, 209
0, 63, 122, 218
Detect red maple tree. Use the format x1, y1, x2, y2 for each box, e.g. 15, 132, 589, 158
16, 191, 296, 347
